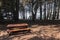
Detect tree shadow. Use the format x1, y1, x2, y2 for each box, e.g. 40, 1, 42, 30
28, 36, 60, 40
53, 24, 60, 27
0, 34, 21, 40
28, 20, 60, 27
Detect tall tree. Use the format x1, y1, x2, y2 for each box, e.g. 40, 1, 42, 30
0, 0, 2, 20
40, 0, 42, 20
57, 0, 59, 19
44, 0, 46, 20
52, 0, 57, 20
32, 0, 42, 21
32, 0, 37, 21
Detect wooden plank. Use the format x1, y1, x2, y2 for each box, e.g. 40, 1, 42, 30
7, 26, 28, 29
7, 23, 28, 27
7, 28, 30, 32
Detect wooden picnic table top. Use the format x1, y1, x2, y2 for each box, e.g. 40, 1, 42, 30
7, 23, 28, 27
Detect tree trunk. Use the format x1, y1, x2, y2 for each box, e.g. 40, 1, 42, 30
16, 0, 19, 20
40, 2, 42, 20
52, 0, 56, 20
44, 2, 46, 20
57, 1, 59, 19
32, 0, 38, 21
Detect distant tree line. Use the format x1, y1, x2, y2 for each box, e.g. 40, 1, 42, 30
0, 0, 60, 22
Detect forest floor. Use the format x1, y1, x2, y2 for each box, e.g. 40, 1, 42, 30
0, 24, 60, 40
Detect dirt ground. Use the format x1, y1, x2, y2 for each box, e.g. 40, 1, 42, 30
0, 24, 60, 40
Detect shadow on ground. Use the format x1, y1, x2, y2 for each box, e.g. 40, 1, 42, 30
28, 36, 60, 40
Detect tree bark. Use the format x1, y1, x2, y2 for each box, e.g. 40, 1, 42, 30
40, 2, 42, 20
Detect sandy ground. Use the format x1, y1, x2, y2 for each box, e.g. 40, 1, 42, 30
0, 24, 60, 40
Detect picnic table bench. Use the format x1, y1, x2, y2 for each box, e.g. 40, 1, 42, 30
6, 23, 30, 33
